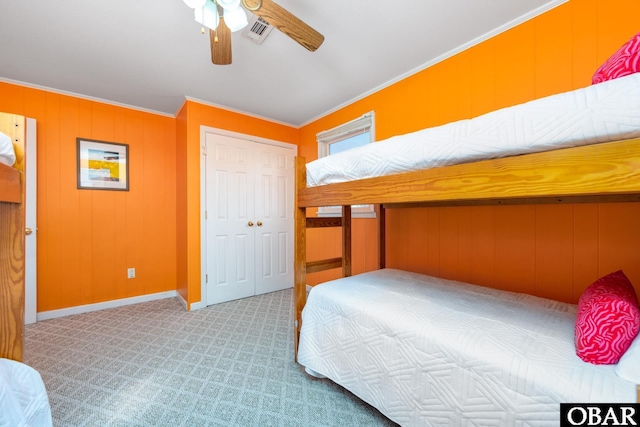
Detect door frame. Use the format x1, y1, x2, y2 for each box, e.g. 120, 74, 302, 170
25, 118, 37, 324
199, 125, 297, 309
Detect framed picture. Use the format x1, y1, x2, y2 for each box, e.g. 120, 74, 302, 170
77, 138, 129, 191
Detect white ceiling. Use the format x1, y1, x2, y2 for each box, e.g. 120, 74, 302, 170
0, 0, 563, 127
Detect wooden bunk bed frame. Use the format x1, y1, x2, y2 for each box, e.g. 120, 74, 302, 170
293, 136, 640, 362
0, 114, 26, 362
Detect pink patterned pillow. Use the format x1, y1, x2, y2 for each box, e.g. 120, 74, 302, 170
575, 270, 640, 364
592, 31, 640, 84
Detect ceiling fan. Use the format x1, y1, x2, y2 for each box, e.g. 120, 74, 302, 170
182, 0, 324, 65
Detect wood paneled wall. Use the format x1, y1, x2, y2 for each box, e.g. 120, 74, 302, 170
0, 87, 298, 313
386, 204, 640, 303
0, 84, 178, 312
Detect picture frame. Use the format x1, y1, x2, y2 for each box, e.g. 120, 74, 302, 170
77, 138, 129, 191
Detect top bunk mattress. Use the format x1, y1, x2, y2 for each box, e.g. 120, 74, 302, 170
0, 131, 16, 167
306, 73, 640, 187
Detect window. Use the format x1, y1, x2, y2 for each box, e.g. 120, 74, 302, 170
316, 111, 375, 218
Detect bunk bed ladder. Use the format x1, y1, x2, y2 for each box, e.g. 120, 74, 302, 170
305, 211, 352, 275
294, 157, 353, 359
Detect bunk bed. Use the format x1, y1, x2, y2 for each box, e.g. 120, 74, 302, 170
293, 71, 640, 425
0, 113, 52, 426
0, 113, 26, 361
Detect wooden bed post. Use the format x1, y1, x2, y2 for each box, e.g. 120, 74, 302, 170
294, 157, 307, 361
0, 114, 26, 362
377, 204, 385, 269
342, 205, 351, 277
294, 157, 354, 360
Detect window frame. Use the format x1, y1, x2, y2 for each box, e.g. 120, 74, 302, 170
316, 111, 376, 218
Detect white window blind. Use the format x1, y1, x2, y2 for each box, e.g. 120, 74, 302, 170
316, 111, 375, 218
317, 112, 374, 145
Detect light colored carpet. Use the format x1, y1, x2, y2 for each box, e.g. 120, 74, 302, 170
24, 289, 397, 426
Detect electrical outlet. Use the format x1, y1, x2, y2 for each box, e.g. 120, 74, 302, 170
127, 268, 135, 279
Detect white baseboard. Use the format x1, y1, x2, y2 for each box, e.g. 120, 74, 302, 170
176, 292, 188, 310
189, 300, 206, 311
175, 292, 206, 311
36, 291, 178, 321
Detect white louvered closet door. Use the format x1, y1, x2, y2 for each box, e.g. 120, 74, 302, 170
205, 132, 294, 306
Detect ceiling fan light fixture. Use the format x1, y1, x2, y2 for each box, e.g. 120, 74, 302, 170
224, 6, 248, 32
183, 0, 206, 8
194, 1, 219, 30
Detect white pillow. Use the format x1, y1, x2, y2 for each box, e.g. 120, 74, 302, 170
0, 131, 16, 167
615, 334, 640, 383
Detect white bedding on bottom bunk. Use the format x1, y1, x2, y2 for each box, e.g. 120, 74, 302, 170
298, 269, 637, 426
0, 358, 52, 427
306, 73, 640, 187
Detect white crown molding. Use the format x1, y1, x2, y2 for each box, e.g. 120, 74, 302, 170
299, 0, 569, 128
0, 77, 175, 118
183, 96, 297, 128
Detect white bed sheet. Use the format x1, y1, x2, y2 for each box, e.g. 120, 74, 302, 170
0, 358, 52, 427
0, 131, 16, 167
298, 269, 637, 426
306, 73, 640, 187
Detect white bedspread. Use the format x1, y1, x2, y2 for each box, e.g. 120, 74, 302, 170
0, 131, 16, 167
298, 269, 637, 426
0, 358, 52, 427
306, 73, 640, 187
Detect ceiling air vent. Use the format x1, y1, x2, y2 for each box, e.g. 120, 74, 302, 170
241, 15, 274, 45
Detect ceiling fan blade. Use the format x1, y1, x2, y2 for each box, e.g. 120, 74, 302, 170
244, 0, 324, 52
211, 17, 232, 65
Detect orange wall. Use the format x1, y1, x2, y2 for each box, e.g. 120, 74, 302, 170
0, 83, 178, 311
176, 100, 299, 307
175, 103, 188, 303
299, 0, 640, 302
0, 84, 297, 312
2, 0, 638, 311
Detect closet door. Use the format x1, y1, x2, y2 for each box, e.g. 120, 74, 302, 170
254, 144, 294, 295
205, 134, 256, 305
204, 132, 294, 306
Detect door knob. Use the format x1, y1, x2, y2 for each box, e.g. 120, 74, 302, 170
257, 221, 263, 227
248, 221, 254, 227
25, 228, 33, 235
